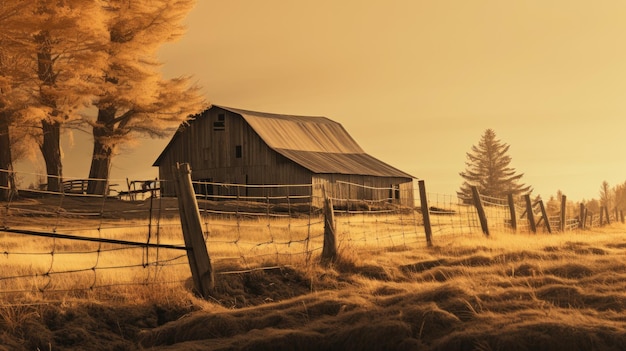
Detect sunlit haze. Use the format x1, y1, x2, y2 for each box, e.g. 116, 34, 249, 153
54, 1, 626, 202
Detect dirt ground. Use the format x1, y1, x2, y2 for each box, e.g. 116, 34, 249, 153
4, 227, 626, 350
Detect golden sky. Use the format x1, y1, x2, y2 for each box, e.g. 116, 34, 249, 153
62, 0, 626, 201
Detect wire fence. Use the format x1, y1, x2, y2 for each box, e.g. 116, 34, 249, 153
0, 169, 187, 300
0, 168, 620, 300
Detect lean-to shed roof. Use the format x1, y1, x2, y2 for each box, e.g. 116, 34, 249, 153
154, 105, 414, 179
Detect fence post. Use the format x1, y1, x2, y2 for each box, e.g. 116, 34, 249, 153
418, 180, 433, 246
524, 194, 537, 233
538, 200, 552, 233
560, 195, 567, 232
579, 203, 585, 229
470, 186, 489, 237
173, 163, 214, 298
507, 193, 517, 232
321, 185, 337, 264
599, 207, 605, 226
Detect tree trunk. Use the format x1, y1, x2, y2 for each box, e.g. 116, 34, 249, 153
36, 30, 63, 193
0, 111, 13, 201
40, 119, 62, 192
87, 106, 116, 195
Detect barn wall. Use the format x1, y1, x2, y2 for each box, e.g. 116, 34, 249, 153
312, 174, 414, 208
158, 107, 313, 199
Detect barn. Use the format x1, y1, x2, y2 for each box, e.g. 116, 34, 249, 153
153, 105, 415, 208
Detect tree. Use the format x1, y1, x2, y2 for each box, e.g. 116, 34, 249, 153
458, 129, 531, 201
0, 0, 37, 200
29, 0, 108, 192
614, 181, 626, 212
86, 0, 205, 195
599, 180, 612, 210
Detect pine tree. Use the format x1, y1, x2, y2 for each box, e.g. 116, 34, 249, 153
458, 129, 531, 201
86, 0, 205, 195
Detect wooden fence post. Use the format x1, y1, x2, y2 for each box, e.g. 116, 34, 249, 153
579, 203, 585, 229
538, 200, 552, 233
507, 193, 517, 232
418, 180, 433, 246
470, 186, 489, 236
524, 194, 537, 233
560, 195, 567, 232
600, 207, 605, 226
321, 185, 337, 264
173, 163, 214, 298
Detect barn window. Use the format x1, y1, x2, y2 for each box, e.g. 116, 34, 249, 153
213, 114, 225, 131
235, 145, 242, 158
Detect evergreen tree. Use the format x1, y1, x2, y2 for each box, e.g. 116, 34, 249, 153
458, 129, 531, 201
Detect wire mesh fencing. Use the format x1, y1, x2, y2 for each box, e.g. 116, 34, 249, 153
3, 167, 616, 300
0, 170, 187, 300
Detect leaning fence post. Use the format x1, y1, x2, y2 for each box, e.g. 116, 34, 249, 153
524, 194, 537, 233
507, 193, 517, 232
470, 186, 489, 237
173, 163, 214, 298
417, 180, 433, 246
321, 185, 337, 264
538, 200, 552, 233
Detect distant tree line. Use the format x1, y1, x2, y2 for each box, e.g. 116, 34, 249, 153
0, 0, 205, 200
459, 129, 625, 222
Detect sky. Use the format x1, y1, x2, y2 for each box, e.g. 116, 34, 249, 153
51, 1, 626, 201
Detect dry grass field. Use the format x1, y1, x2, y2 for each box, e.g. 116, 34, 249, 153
3, 217, 626, 350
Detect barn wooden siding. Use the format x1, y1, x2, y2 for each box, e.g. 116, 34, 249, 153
312, 175, 414, 209
157, 107, 314, 198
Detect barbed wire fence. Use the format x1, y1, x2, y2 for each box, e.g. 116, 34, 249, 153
1, 167, 623, 300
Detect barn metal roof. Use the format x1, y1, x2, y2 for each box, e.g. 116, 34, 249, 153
154, 105, 414, 179
219, 106, 414, 179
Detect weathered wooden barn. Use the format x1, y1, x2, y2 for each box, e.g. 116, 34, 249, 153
153, 105, 415, 207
